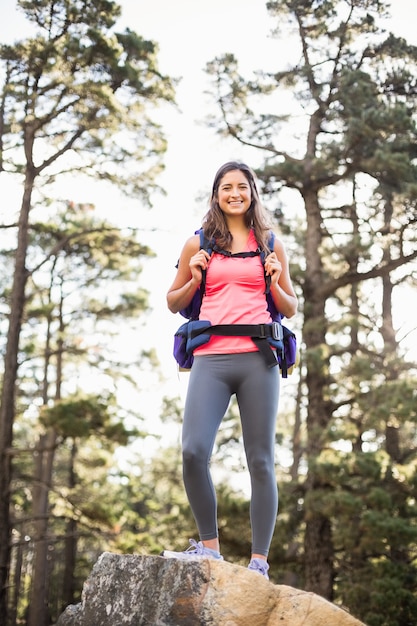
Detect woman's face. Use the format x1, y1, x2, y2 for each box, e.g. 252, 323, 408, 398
216, 169, 252, 218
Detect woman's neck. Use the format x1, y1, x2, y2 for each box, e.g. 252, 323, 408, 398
227, 224, 251, 254
225, 214, 249, 235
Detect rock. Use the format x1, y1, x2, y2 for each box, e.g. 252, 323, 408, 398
55, 552, 366, 626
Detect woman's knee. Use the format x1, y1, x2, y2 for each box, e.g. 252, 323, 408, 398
247, 455, 274, 481
182, 446, 208, 472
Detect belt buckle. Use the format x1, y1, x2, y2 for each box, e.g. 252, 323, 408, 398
271, 322, 283, 341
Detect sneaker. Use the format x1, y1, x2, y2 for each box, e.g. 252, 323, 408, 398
248, 557, 269, 579
161, 538, 223, 561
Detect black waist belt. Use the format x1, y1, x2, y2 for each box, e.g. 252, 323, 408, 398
189, 322, 283, 368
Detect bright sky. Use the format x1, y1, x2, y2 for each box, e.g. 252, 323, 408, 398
1, 1, 416, 457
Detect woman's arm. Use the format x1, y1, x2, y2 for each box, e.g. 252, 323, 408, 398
264, 237, 298, 319
166, 234, 211, 314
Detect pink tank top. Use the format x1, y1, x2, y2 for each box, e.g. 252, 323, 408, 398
194, 230, 272, 356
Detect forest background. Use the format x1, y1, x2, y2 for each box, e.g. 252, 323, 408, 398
0, 1, 416, 626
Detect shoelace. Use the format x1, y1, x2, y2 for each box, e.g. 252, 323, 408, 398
249, 558, 269, 578
185, 539, 204, 554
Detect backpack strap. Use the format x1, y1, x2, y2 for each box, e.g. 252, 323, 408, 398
188, 321, 283, 368
261, 230, 275, 295
176, 229, 213, 319
201, 228, 276, 302
212, 245, 261, 259
180, 228, 279, 320
199, 228, 214, 300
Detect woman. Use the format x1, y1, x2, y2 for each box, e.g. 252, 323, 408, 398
163, 161, 297, 578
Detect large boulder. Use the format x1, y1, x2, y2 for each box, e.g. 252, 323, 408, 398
56, 552, 366, 626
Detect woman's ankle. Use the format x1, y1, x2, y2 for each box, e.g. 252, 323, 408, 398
202, 539, 220, 553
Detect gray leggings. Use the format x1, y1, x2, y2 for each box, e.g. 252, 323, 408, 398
182, 350, 280, 556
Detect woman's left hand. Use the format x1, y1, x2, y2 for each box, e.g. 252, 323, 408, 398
264, 252, 282, 285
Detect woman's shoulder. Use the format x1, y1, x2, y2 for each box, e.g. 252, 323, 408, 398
181, 233, 200, 255
271, 233, 290, 263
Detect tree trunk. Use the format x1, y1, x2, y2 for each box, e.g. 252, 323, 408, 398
302, 186, 334, 598
27, 430, 58, 626
290, 367, 304, 482
304, 514, 334, 599
0, 172, 34, 622
27, 287, 64, 626
9, 538, 23, 626
61, 442, 78, 612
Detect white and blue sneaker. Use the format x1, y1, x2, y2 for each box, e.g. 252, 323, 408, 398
248, 558, 269, 579
161, 538, 223, 561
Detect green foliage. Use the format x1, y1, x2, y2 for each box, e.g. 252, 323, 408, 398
300, 444, 417, 624
39, 394, 135, 444
109, 447, 196, 557
0, 0, 176, 199
342, 559, 417, 626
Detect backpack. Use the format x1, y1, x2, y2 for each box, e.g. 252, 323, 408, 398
173, 229, 297, 377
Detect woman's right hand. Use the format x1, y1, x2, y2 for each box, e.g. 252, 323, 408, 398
189, 249, 211, 284
167, 234, 210, 314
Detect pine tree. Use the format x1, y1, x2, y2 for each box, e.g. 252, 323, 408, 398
0, 1, 175, 618
204, 1, 417, 619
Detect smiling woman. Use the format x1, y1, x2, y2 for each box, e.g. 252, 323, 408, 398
163, 160, 297, 578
